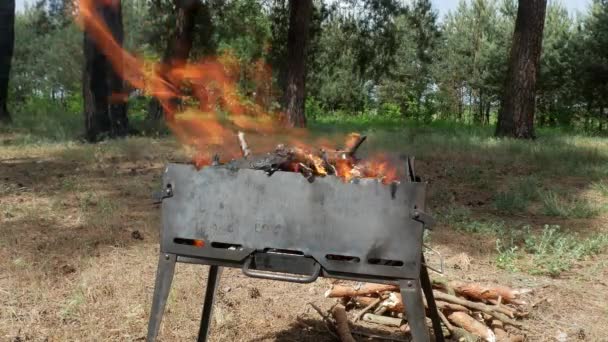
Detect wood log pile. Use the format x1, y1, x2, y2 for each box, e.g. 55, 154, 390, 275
320, 279, 532, 342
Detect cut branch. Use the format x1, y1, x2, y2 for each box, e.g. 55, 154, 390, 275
448, 281, 529, 305
331, 304, 356, 342
355, 296, 384, 322
362, 313, 403, 327
447, 311, 496, 342
433, 291, 524, 328
325, 284, 399, 298
237, 131, 251, 158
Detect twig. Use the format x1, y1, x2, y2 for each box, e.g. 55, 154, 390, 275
237, 131, 251, 158
433, 291, 524, 328
331, 304, 356, 342
306, 302, 338, 339
354, 296, 383, 322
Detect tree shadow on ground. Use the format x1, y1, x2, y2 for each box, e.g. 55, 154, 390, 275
0, 152, 164, 283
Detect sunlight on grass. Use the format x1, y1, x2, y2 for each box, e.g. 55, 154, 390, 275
495, 225, 608, 276
540, 191, 603, 219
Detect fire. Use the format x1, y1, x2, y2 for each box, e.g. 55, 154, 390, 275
75, 0, 401, 184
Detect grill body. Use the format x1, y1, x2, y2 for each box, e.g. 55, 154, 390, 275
147, 162, 443, 342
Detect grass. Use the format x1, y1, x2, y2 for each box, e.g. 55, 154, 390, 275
540, 191, 603, 218
2, 112, 608, 339
493, 176, 540, 214
592, 181, 608, 197
493, 224, 608, 276
522, 225, 608, 276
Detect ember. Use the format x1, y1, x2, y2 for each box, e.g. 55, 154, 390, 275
75, 0, 399, 184
213, 131, 400, 184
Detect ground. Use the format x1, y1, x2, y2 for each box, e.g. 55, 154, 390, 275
1, 123, 607, 341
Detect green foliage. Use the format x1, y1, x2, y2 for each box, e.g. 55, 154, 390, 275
6, 0, 608, 139
540, 191, 602, 218
493, 177, 540, 213
522, 225, 608, 276
494, 224, 608, 276
495, 239, 519, 272
592, 181, 608, 197
9, 95, 82, 141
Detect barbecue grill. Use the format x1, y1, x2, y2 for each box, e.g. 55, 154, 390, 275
146, 159, 444, 342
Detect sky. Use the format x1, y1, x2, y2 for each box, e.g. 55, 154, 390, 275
15, 0, 593, 16
433, 0, 591, 16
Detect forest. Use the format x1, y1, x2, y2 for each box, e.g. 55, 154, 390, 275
0, 0, 607, 139
1, 1, 608, 341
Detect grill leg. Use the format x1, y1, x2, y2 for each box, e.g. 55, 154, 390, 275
146, 253, 177, 342
421, 257, 445, 342
399, 279, 430, 342
197, 265, 222, 342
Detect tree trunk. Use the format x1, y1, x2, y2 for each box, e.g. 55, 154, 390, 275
148, 0, 201, 121
495, 0, 547, 139
485, 101, 491, 124
83, 0, 129, 142
0, 0, 15, 124
478, 89, 484, 124
282, 0, 313, 128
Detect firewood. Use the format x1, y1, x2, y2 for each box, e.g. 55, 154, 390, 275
325, 283, 399, 298
362, 313, 403, 327
491, 319, 509, 341
237, 131, 251, 158
306, 302, 339, 339
436, 300, 469, 312
433, 291, 524, 328
452, 327, 483, 342
290, 146, 328, 176
353, 296, 378, 307
382, 291, 404, 312
448, 281, 529, 305
447, 312, 496, 342
437, 311, 480, 342
331, 304, 356, 342
344, 133, 367, 155
354, 296, 384, 322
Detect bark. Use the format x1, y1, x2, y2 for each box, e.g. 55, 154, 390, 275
331, 304, 356, 342
433, 291, 523, 328
148, 0, 201, 121
447, 312, 495, 342
495, 0, 547, 139
325, 283, 400, 298
83, 0, 129, 142
362, 313, 403, 327
282, 0, 313, 128
448, 281, 528, 305
0, 0, 15, 124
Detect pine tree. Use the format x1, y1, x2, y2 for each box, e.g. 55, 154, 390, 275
0, 0, 15, 123
496, 0, 547, 138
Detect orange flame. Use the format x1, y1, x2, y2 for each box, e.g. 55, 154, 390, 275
75, 0, 401, 183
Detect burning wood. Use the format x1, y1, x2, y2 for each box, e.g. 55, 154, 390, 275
207, 131, 401, 184
323, 279, 532, 341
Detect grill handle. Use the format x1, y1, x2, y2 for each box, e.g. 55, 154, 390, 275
242, 256, 321, 284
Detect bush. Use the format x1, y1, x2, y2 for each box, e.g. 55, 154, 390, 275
10, 95, 83, 141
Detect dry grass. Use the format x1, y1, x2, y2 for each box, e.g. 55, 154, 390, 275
1, 132, 608, 341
